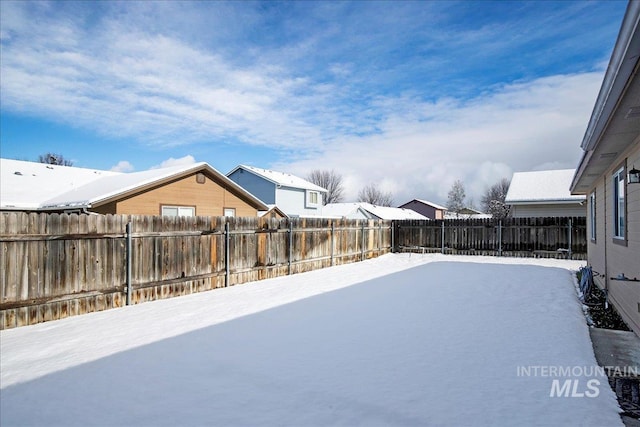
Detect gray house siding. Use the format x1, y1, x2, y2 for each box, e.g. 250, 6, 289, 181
510, 203, 586, 218
227, 169, 276, 204
276, 186, 323, 217
398, 201, 438, 219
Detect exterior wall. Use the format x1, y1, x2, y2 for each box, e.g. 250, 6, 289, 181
588, 141, 640, 336
398, 201, 440, 219
94, 173, 259, 217
275, 186, 323, 217
510, 203, 586, 218
227, 169, 276, 204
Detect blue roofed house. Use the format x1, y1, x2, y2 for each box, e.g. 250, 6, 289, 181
227, 165, 327, 217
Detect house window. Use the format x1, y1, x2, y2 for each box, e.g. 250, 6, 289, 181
589, 191, 596, 241
161, 205, 195, 217
306, 190, 320, 208
223, 208, 236, 217
612, 167, 625, 239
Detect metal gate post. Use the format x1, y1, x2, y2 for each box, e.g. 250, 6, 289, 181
288, 221, 293, 275
330, 222, 335, 266
361, 221, 365, 261
498, 220, 503, 257
441, 221, 445, 254
225, 221, 230, 287
126, 222, 132, 305
568, 218, 573, 259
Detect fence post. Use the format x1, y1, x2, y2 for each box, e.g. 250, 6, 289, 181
361, 221, 365, 261
126, 221, 132, 306
288, 220, 293, 275
498, 220, 503, 257
568, 218, 573, 259
330, 222, 335, 266
441, 221, 445, 254
392, 221, 396, 253
224, 221, 230, 287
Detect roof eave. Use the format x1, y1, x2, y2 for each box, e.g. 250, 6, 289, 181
572, 1, 640, 192
91, 164, 268, 211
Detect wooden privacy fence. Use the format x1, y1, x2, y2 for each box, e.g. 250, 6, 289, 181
0, 212, 392, 329
394, 217, 587, 259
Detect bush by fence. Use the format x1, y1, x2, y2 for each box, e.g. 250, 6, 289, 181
0, 212, 391, 329
394, 217, 586, 258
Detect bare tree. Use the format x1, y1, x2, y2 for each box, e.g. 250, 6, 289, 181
358, 183, 393, 206
306, 169, 345, 205
446, 180, 466, 214
481, 178, 511, 219
38, 153, 73, 166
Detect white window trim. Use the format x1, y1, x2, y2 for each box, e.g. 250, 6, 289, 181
223, 208, 236, 217
612, 167, 625, 239
306, 190, 321, 208
161, 205, 195, 217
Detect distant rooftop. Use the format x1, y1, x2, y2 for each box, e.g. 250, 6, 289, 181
0, 159, 120, 210
506, 169, 586, 204
1, 159, 267, 211
229, 165, 327, 193
414, 199, 448, 211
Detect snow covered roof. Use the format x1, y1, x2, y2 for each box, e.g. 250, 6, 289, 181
505, 169, 586, 205
359, 203, 428, 220
320, 203, 427, 220
228, 165, 327, 193
41, 163, 210, 209
414, 199, 448, 211
320, 203, 376, 219
1, 159, 267, 211
258, 205, 289, 218
0, 159, 120, 210
342, 202, 429, 219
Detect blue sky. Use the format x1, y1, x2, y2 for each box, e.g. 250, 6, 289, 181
0, 0, 628, 205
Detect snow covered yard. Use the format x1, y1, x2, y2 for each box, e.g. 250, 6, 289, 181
0, 254, 622, 426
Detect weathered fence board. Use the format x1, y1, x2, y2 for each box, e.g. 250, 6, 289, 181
1, 212, 392, 329
395, 217, 586, 259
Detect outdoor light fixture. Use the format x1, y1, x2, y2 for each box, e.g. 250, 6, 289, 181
629, 165, 640, 184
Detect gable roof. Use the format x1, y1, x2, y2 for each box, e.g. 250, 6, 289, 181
400, 199, 448, 211
506, 169, 585, 205
258, 205, 289, 218
228, 165, 327, 193
1, 159, 120, 210
1, 159, 268, 211
321, 202, 428, 220
320, 203, 376, 219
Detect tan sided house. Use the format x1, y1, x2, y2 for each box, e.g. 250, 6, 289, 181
570, 2, 640, 336
0, 159, 267, 217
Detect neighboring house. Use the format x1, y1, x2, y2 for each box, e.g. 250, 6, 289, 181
258, 205, 289, 219
320, 203, 377, 220
505, 169, 586, 218
570, 2, 640, 336
227, 165, 327, 217
322, 202, 428, 220
0, 159, 267, 217
398, 199, 447, 219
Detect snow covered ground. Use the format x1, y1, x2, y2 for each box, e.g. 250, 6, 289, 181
0, 254, 622, 426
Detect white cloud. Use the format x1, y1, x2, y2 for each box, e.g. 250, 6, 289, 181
151, 155, 196, 169
278, 72, 602, 207
110, 161, 134, 172
0, 2, 616, 210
